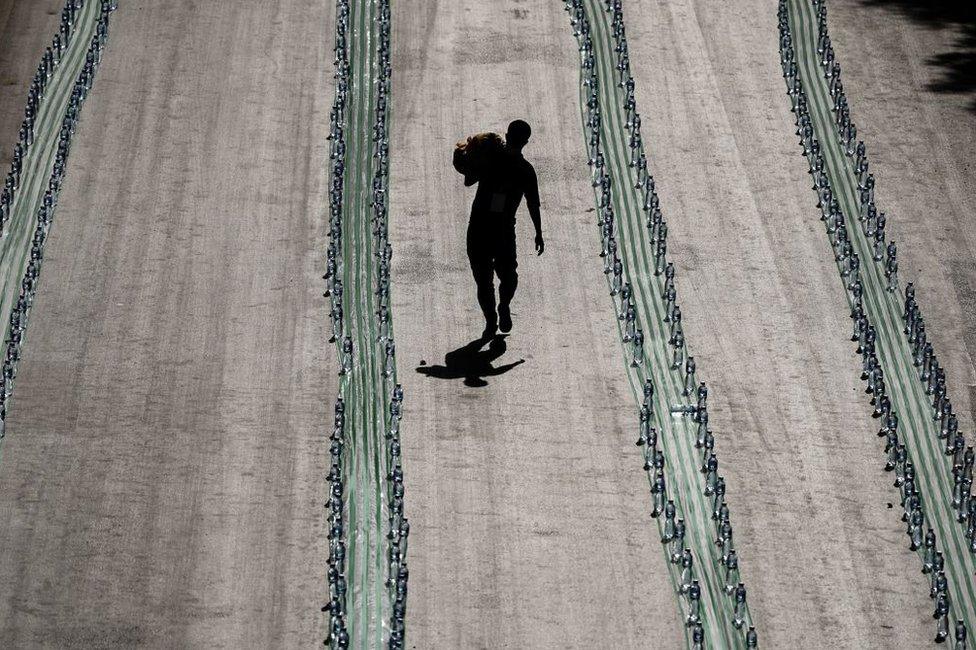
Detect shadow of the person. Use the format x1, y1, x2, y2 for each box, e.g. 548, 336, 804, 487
415, 334, 525, 387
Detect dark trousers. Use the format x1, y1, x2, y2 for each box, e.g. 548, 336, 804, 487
466, 220, 518, 325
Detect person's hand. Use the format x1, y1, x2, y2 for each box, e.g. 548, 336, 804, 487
535, 233, 545, 255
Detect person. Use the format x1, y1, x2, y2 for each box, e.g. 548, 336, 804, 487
455, 120, 544, 338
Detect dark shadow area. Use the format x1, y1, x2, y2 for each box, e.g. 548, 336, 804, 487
856, 0, 976, 113
415, 334, 525, 387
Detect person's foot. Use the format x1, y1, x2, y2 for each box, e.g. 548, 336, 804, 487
482, 320, 498, 339
498, 305, 512, 333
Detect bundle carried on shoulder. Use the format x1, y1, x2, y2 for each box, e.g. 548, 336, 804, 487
453, 132, 505, 180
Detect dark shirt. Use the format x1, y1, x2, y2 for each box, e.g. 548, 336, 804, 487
469, 149, 539, 226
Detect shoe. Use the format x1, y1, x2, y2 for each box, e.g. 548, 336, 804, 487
498, 305, 512, 333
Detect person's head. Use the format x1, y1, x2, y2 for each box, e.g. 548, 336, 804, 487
505, 119, 531, 151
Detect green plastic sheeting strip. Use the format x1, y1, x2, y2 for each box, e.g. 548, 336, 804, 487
784, 0, 976, 638
565, 1, 756, 646
327, 0, 402, 646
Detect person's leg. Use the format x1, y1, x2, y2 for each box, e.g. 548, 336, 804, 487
467, 223, 498, 336
496, 227, 519, 332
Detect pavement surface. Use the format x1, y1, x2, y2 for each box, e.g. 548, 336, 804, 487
390, 1, 683, 646
0, 0, 334, 646
0, 1, 62, 171
0, 0, 971, 648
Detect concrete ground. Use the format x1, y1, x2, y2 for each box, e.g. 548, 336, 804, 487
390, 0, 682, 647
0, 1, 62, 171
0, 0, 971, 648
0, 0, 334, 646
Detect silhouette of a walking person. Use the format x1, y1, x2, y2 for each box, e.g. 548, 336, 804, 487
454, 120, 544, 338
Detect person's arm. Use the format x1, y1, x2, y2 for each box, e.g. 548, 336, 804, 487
526, 165, 544, 255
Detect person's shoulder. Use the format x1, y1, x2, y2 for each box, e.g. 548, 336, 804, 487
517, 156, 536, 175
